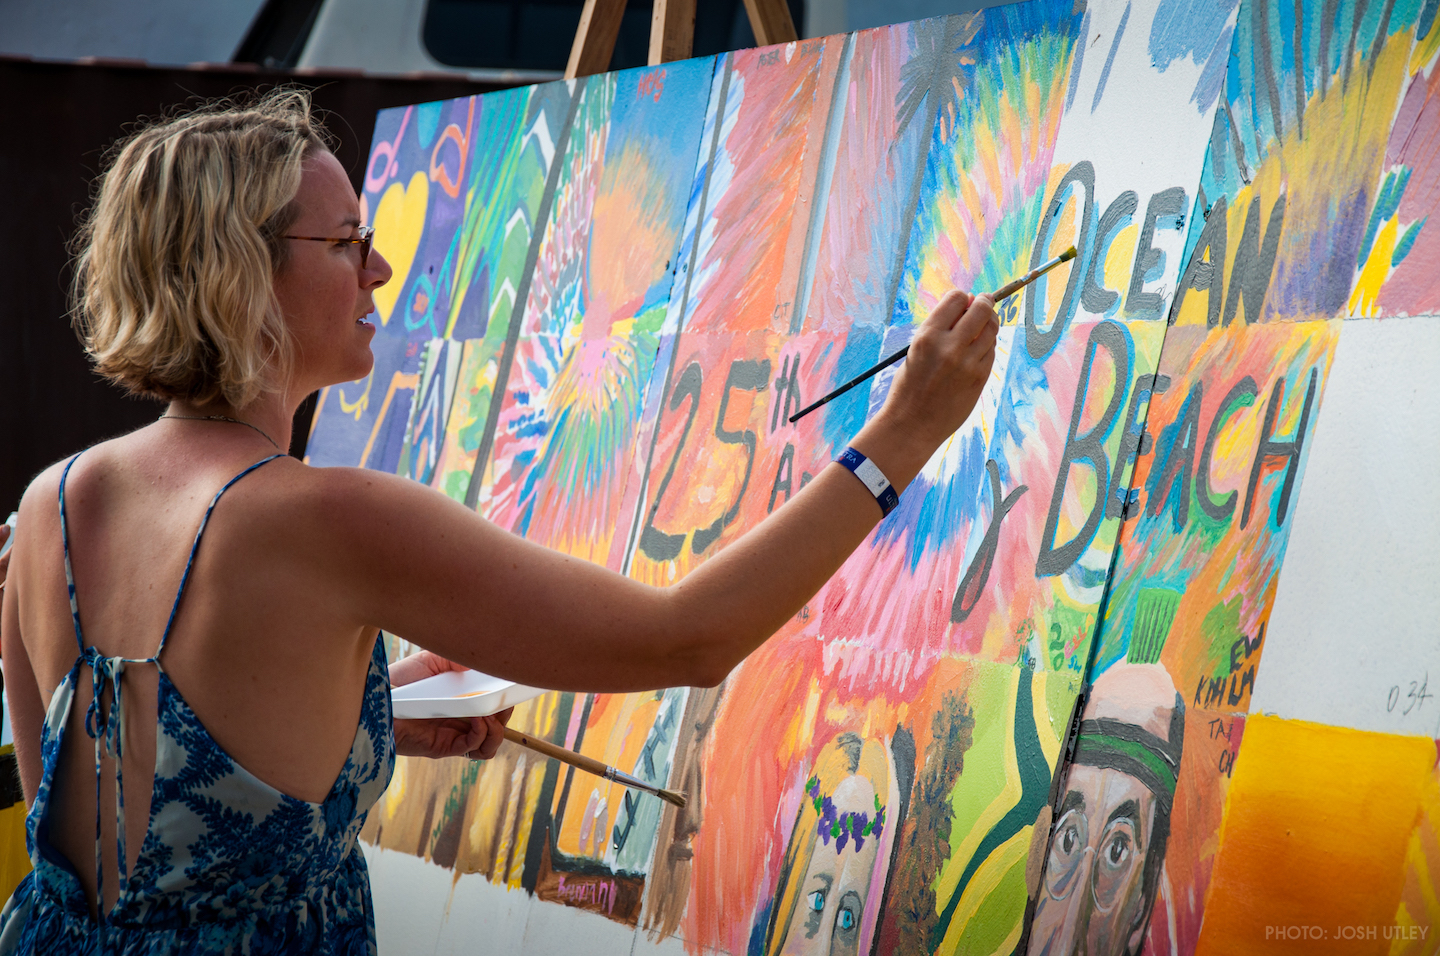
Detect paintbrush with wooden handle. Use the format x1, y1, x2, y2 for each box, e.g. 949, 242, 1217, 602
788, 246, 1079, 423
503, 726, 688, 809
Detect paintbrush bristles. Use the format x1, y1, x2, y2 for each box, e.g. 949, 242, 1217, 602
989, 246, 1079, 302
503, 725, 687, 807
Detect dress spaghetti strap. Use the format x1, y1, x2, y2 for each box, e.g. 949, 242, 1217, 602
4, 448, 392, 954
54, 451, 286, 921
154, 454, 287, 657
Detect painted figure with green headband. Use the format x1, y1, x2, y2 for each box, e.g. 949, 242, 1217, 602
1028, 663, 1185, 956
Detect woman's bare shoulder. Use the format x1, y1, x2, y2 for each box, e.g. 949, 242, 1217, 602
264, 461, 447, 518
224, 460, 519, 631
18, 458, 66, 508
11, 452, 98, 605
243, 461, 483, 555
15, 455, 78, 535
17, 432, 164, 523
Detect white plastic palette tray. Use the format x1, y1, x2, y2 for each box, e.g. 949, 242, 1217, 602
391, 669, 546, 719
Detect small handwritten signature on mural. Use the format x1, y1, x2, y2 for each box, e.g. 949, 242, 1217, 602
1386, 673, 1432, 716
555, 875, 618, 916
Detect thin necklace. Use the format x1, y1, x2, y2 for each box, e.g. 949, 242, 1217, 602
159, 414, 281, 451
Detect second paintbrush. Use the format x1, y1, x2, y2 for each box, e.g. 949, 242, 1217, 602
788, 246, 1078, 424
502, 726, 688, 809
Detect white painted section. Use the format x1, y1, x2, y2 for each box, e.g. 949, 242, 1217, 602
366, 845, 528, 955
1054, 0, 1230, 259
365, 842, 719, 955
1252, 314, 1440, 738
517, 894, 638, 956
0, 0, 264, 65
366, 845, 447, 954
428, 863, 536, 955
633, 932, 700, 956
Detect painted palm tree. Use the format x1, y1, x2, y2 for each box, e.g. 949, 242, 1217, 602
883, 14, 984, 327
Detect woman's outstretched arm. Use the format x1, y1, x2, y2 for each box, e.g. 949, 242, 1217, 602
308, 290, 997, 693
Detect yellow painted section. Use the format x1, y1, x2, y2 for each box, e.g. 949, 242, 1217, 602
1411, 21, 1440, 75
937, 828, 1030, 954
1349, 217, 1398, 317
1031, 673, 1062, 770
553, 691, 662, 857
1172, 32, 1411, 328
1197, 716, 1435, 955
0, 746, 29, 904
936, 668, 1023, 905
1389, 758, 1440, 955
1102, 223, 1139, 304
371, 172, 430, 324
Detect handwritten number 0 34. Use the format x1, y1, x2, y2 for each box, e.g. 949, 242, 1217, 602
1387, 673, 1432, 716
640, 358, 770, 562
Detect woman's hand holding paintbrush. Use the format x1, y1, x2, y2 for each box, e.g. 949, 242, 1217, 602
870, 288, 1001, 451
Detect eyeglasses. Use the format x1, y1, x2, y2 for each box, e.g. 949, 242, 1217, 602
1044, 807, 1141, 913
283, 225, 374, 268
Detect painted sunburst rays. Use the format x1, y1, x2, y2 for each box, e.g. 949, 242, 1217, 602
871, 326, 1015, 571
517, 139, 682, 556
906, 27, 1075, 321
869, 25, 1075, 570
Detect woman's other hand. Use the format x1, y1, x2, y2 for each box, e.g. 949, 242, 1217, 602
389, 649, 513, 760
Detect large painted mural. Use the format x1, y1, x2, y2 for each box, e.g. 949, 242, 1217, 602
307, 0, 1440, 951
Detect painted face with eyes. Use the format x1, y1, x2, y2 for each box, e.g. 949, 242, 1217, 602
1028, 765, 1156, 956
779, 775, 881, 956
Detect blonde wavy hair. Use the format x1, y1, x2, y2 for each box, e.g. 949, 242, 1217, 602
72, 88, 334, 407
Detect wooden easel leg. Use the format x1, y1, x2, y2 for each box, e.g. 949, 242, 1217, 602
741, 0, 799, 46
649, 0, 697, 65
567, 0, 631, 79
575, 0, 797, 76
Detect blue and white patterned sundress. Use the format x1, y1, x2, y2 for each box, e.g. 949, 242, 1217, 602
0, 452, 395, 954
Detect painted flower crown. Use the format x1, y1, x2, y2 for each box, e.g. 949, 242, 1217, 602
805, 775, 886, 853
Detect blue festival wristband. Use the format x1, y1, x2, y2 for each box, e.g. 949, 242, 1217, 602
835, 447, 900, 517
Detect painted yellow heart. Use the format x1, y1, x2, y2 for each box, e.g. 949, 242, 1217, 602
371, 172, 429, 325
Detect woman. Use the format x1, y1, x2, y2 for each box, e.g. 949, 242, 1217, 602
0, 90, 996, 952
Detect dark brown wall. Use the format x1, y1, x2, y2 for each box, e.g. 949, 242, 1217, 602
0, 56, 513, 513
